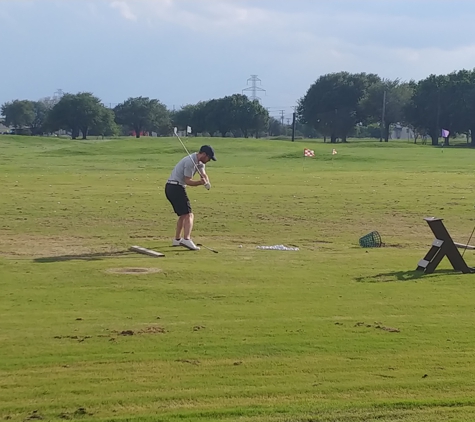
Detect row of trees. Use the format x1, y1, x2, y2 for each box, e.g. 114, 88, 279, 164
297, 69, 475, 145
1, 93, 274, 140
171, 95, 269, 138
3, 68, 475, 144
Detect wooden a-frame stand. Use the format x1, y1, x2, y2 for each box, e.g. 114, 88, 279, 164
416, 217, 475, 274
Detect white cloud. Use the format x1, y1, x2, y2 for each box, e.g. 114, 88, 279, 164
107, 0, 280, 33
104, 0, 475, 92
3, 0, 475, 108
293, 35, 475, 83
110, 1, 137, 21
390, 45, 475, 78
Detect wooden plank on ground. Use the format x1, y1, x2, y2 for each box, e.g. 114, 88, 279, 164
129, 246, 165, 258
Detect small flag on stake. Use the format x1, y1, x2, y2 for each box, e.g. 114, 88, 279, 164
441, 129, 450, 138
304, 148, 315, 157
332, 148, 337, 155
187, 126, 192, 134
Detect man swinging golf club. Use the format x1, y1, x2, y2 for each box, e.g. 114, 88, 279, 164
165, 144, 216, 251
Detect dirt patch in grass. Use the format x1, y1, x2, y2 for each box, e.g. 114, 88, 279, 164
138, 326, 167, 334
175, 359, 200, 365
105, 267, 162, 275
58, 408, 93, 419
112, 326, 167, 336
54, 326, 166, 342
0, 232, 92, 258
354, 321, 400, 333
54, 335, 92, 342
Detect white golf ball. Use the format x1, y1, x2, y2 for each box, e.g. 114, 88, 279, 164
239, 245, 243, 248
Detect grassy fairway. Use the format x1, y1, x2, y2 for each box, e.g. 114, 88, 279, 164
2, 135, 475, 422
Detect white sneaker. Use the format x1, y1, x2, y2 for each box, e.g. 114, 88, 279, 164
180, 239, 200, 251
172, 238, 183, 247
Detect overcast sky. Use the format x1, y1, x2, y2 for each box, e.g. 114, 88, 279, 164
1, 0, 475, 120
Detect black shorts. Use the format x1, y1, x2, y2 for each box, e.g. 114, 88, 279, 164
165, 183, 192, 216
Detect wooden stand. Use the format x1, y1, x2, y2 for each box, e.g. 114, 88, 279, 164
416, 218, 474, 274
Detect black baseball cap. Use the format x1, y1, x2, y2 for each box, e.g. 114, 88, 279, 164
199, 145, 216, 161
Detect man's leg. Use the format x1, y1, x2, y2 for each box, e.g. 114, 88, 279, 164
166, 184, 189, 246
173, 187, 199, 251
183, 213, 194, 240
175, 215, 185, 240
180, 213, 199, 250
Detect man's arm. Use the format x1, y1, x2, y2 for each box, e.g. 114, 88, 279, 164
184, 176, 206, 187
197, 163, 209, 183
183, 158, 208, 187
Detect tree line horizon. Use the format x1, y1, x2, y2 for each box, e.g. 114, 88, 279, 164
2, 69, 475, 145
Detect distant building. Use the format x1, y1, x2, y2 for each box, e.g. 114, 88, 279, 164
0, 123, 11, 134
391, 123, 414, 140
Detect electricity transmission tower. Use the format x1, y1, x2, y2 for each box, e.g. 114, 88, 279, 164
242, 75, 266, 102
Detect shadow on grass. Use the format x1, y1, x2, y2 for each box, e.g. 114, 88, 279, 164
33, 246, 192, 263
355, 269, 466, 283
34, 251, 134, 263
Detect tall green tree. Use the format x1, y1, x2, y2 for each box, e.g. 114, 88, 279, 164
114, 97, 170, 138
404, 74, 450, 146
230, 94, 269, 138
445, 69, 475, 146
1, 100, 35, 131
268, 117, 284, 136
171, 104, 197, 133
30, 101, 50, 135
249, 100, 269, 138
169, 96, 269, 138
203, 98, 233, 137
188, 101, 209, 135
47, 92, 107, 139
360, 79, 413, 142
170, 101, 210, 135
298, 72, 380, 143
89, 108, 120, 137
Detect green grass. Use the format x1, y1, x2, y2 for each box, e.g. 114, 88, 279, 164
2, 135, 475, 421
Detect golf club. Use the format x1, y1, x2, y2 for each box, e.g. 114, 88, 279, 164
196, 243, 219, 254
173, 127, 210, 190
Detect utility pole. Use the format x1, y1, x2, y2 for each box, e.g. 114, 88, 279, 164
242, 75, 266, 102
436, 88, 441, 146
380, 90, 387, 142
291, 112, 296, 142
279, 110, 285, 130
